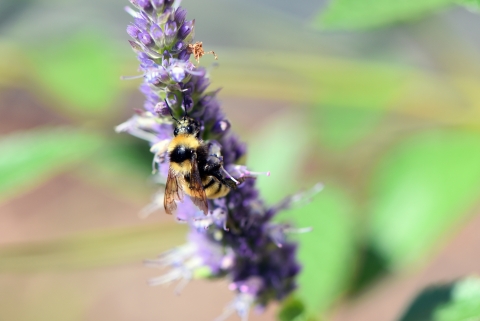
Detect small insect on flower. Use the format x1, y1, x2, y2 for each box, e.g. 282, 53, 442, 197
187, 41, 218, 64
164, 100, 241, 215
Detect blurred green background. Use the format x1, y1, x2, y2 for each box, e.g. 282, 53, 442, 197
2, 0, 480, 320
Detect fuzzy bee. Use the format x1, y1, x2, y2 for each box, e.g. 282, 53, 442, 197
164, 115, 238, 215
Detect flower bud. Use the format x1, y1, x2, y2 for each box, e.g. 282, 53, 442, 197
150, 23, 164, 43
212, 119, 231, 134
178, 20, 194, 40
126, 25, 140, 38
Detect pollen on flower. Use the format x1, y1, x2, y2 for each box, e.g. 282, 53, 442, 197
187, 41, 218, 64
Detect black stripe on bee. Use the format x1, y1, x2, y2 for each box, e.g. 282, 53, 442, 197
203, 178, 215, 189
215, 182, 222, 194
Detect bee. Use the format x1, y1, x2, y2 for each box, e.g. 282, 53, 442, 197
164, 112, 238, 215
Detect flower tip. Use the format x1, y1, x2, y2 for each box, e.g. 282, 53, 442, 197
114, 122, 129, 133
143, 259, 159, 268
313, 182, 325, 193
124, 6, 138, 17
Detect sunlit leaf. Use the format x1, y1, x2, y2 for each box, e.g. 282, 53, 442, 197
282, 185, 357, 315
0, 127, 103, 204
0, 223, 187, 272
369, 130, 480, 269
398, 276, 480, 321
434, 277, 480, 321
316, 0, 455, 30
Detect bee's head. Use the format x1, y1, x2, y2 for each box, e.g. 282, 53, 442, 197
173, 117, 201, 137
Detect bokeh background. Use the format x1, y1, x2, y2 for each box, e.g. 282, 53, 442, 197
2, 0, 480, 320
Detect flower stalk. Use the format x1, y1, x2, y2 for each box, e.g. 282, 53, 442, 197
117, 0, 318, 319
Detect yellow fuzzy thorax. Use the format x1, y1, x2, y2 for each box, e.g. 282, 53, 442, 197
167, 134, 201, 153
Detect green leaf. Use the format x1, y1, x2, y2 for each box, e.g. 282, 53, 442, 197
461, 0, 480, 8
283, 185, 357, 315
0, 223, 187, 272
399, 283, 452, 321
434, 277, 480, 321
369, 130, 480, 269
397, 276, 480, 321
0, 127, 103, 204
278, 296, 306, 321
75, 138, 155, 204
315, 106, 384, 150
30, 31, 122, 118
247, 112, 312, 204
316, 0, 455, 30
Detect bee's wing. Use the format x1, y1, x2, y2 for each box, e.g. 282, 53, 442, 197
189, 153, 208, 215
164, 167, 185, 215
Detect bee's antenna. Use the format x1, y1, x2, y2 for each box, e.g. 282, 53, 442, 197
165, 99, 179, 123
182, 92, 189, 117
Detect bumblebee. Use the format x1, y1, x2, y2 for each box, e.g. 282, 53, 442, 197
164, 116, 238, 215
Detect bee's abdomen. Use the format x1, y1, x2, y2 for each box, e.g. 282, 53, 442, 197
204, 177, 231, 199
169, 145, 193, 164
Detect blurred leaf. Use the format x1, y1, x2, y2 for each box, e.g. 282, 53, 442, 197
434, 277, 480, 321
0, 43, 30, 87
398, 277, 480, 321
0, 223, 186, 272
278, 296, 306, 321
315, 0, 454, 30
398, 283, 452, 321
215, 50, 405, 111
316, 106, 384, 150
0, 0, 33, 28
215, 49, 480, 127
369, 130, 480, 269
0, 127, 103, 204
75, 138, 154, 204
30, 31, 122, 118
282, 185, 357, 315
248, 112, 312, 204
461, 0, 480, 7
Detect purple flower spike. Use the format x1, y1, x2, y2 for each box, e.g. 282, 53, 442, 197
177, 20, 194, 40
169, 66, 185, 82
118, 2, 318, 320
212, 119, 231, 134
164, 20, 177, 37
183, 95, 193, 111
154, 101, 172, 116
151, 0, 163, 7
127, 25, 140, 38
135, 0, 152, 10
150, 23, 163, 42
164, 0, 174, 8
134, 18, 148, 30
128, 40, 143, 53
174, 7, 187, 25
173, 40, 185, 52
178, 49, 191, 61
138, 32, 153, 46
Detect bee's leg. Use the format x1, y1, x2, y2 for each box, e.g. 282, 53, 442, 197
209, 168, 237, 189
